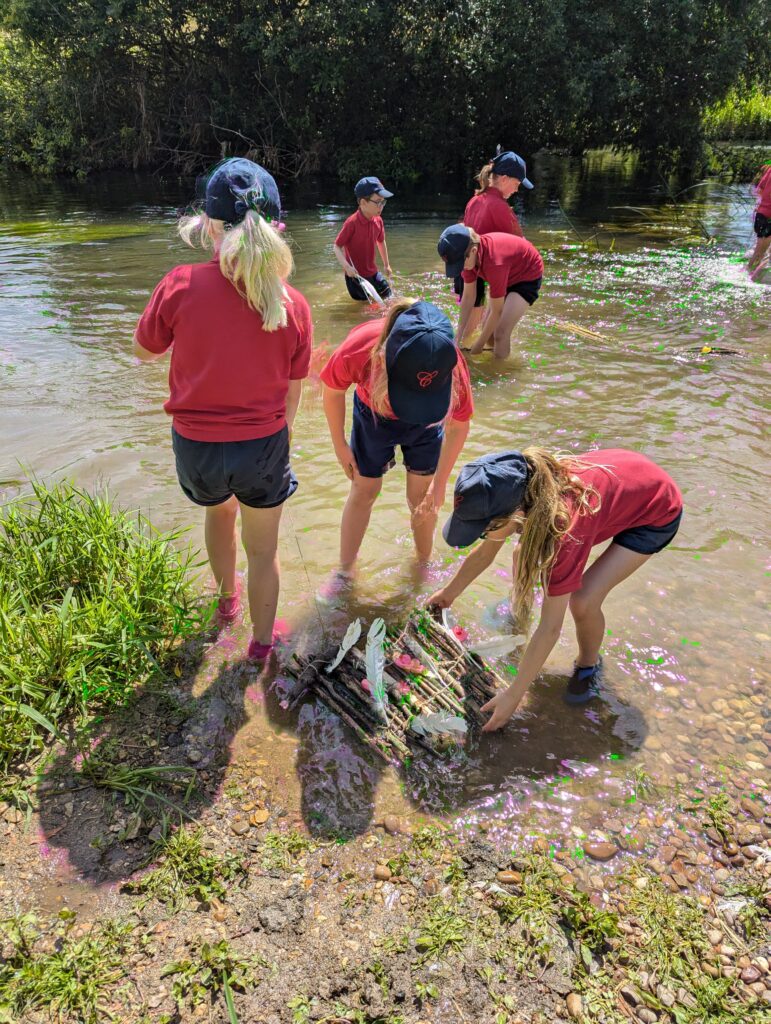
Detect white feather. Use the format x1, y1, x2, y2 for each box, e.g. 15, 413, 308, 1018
469, 635, 527, 658
357, 276, 385, 305
410, 712, 468, 737
365, 618, 387, 716
325, 618, 362, 673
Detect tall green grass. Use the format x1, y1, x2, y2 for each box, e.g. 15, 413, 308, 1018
0, 481, 202, 778
703, 82, 771, 141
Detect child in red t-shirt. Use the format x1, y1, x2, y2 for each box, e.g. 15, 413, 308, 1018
319, 300, 473, 599
134, 158, 312, 662
438, 225, 544, 358
454, 150, 531, 335
334, 177, 394, 302
429, 448, 683, 729
748, 163, 771, 281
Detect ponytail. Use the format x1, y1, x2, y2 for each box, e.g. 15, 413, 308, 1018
475, 161, 495, 195
178, 209, 293, 332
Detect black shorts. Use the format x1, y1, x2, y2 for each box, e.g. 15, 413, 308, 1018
171, 426, 297, 509
350, 393, 443, 478
505, 276, 542, 306
453, 275, 486, 307
345, 272, 392, 302
614, 510, 682, 555
754, 212, 771, 239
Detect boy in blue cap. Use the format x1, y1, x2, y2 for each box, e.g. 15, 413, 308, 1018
334, 177, 394, 301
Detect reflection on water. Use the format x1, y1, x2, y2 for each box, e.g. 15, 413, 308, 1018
1, 151, 769, 852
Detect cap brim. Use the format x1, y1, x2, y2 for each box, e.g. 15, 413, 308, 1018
521, 177, 534, 190
375, 188, 394, 198
388, 378, 452, 426
442, 511, 488, 548
443, 258, 464, 279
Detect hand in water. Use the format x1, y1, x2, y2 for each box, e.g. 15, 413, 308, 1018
427, 588, 453, 609
334, 443, 358, 480
480, 686, 525, 732
384, 264, 393, 276
344, 264, 358, 277
412, 485, 442, 526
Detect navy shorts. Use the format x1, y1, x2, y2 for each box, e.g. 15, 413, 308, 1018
614, 510, 682, 555
345, 272, 392, 301
171, 426, 297, 509
506, 276, 542, 305
453, 275, 486, 307
350, 393, 443, 478
754, 213, 771, 239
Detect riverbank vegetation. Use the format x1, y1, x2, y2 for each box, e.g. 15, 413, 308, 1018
0, 1, 768, 180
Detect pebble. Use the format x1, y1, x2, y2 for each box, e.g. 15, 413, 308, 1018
230, 819, 249, 836
740, 966, 761, 984
186, 748, 202, 763
383, 815, 401, 835
496, 870, 522, 886
373, 864, 391, 881
660, 846, 676, 864
250, 809, 270, 826
636, 1009, 658, 1023
583, 842, 618, 862
566, 992, 582, 1019
722, 841, 739, 857
672, 872, 689, 889
707, 929, 723, 946
620, 984, 642, 1006
533, 837, 550, 855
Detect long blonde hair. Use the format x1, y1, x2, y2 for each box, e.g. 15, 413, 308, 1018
510, 448, 601, 622
475, 161, 496, 194
367, 299, 459, 420
178, 210, 293, 331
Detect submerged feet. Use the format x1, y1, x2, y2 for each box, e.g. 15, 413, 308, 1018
564, 657, 603, 705
316, 569, 354, 607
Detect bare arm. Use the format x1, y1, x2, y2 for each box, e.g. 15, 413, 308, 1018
415, 419, 469, 521
334, 244, 358, 277
132, 332, 165, 362
286, 379, 303, 435
322, 383, 358, 480
469, 295, 503, 354
455, 282, 478, 349
481, 593, 570, 731
377, 239, 392, 275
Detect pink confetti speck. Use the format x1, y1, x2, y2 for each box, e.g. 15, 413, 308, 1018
394, 653, 413, 670
452, 625, 469, 643
361, 678, 372, 693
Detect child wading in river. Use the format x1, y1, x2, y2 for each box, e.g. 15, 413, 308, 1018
319, 300, 473, 599
748, 163, 771, 281
429, 448, 683, 730
438, 225, 543, 358
454, 150, 532, 337
133, 158, 312, 662
334, 176, 394, 302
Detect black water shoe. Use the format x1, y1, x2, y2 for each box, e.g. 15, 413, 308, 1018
564, 658, 603, 705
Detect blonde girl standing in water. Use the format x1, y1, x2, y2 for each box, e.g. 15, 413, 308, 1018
429, 447, 682, 729
134, 158, 312, 662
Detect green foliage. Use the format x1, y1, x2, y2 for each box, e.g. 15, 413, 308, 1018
123, 826, 248, 910
261, 829, 313, 871
1, 2, 769, 177
161, 939, 264, 1024
0, 912, 132, 1024
413, 899, 469, 963
0, 480, 201, 780
703, 80, 771, 140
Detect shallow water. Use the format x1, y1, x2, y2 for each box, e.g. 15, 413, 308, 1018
1, 152, 769, 858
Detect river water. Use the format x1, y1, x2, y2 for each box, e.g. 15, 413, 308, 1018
1, 151, 769, 855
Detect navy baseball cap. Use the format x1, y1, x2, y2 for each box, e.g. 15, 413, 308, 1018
491, 151, 533, 189
443, 452, 530, 547
204, 158, 281, 225
437, 224, 472, 279
386, 302, 458, 425
355, 176, 394, 200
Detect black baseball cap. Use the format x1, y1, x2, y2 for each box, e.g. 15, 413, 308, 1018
491, 151, 533, 188
386, 302, 457, 425
443, 452, 530, 547
355, 176, 394, 199
204, 158, 281, 225
437, 224, 472, 279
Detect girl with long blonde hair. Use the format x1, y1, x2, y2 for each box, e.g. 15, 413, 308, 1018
134, 158, 313, 662
429, 447, 683, 729
319, 300, 474, 599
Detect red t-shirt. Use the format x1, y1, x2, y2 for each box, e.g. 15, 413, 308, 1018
462, 233, 544, 299
546, 449, 683, 596
135, 259, 313, 442
335, 210, 384, 277
319, 320, 474, 422
754, 167, 771, 217
463, 187, 523, 237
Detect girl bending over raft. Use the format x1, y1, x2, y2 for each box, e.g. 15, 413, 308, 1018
319, 300, 473, 600
438, 226, 543, 358
134, 158, 312, 662
453, 150, 532, 337
428, 448, 683, 731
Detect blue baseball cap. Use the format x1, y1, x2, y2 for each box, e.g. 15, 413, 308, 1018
491, 151, 533, 189
354, 176, 394, 200
386, 302, 458, 425
443, 452, 530, 547
204, 158, 281, 225
437, 224, 473, 279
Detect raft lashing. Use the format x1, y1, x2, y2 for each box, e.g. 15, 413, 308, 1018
288, 608, 505, 763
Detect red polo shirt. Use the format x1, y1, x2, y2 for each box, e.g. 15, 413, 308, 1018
135, 259, 312, 442
320, 320, 474, 422
755, 166, 771, 217
335, 210, 384, 277
461, 233, 544, 299
546, 449, 683, 596
463, 187, 523, 237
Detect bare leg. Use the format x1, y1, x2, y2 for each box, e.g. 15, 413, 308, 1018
204, 496, 239, 595
339, 473, 382, 573
569, 543, 651, 665
239, 502, 284, 644
748, 234, 770, 271
406, 471, 434, 562
492, 292, 530, 359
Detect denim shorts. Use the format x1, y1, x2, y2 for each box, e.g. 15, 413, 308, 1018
754, 212, 771, 239
614, 510, 682, 555
453, 275, 487, 307
171, 426, 297, 508
505, 276, 542, 305
345, 272, 392, 301
350, 393, 444, 478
